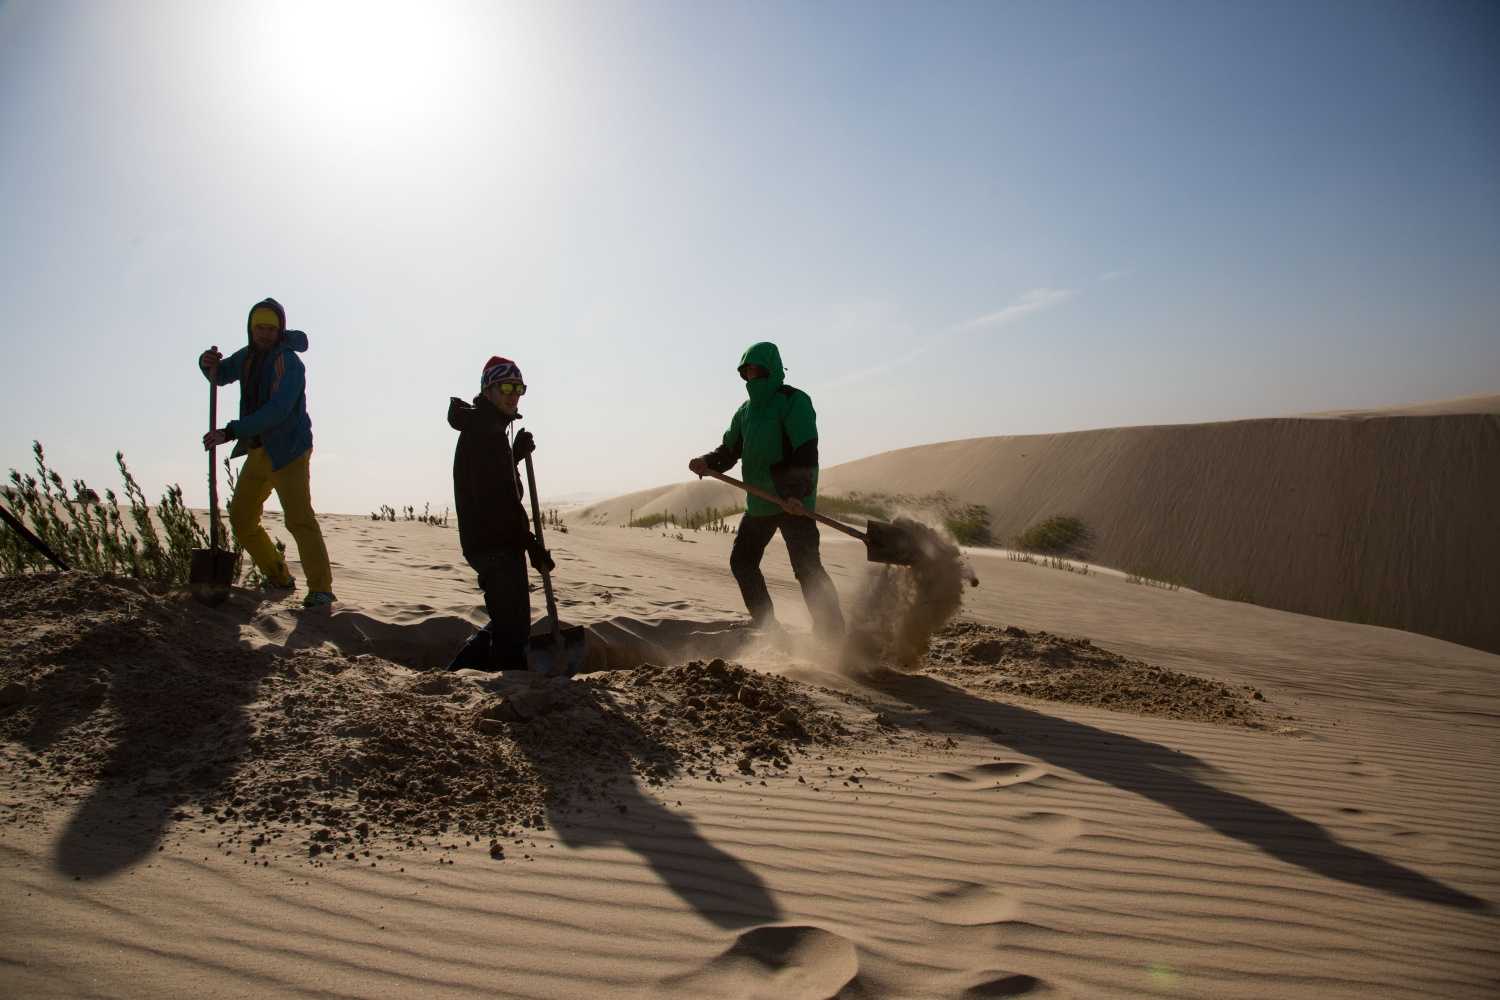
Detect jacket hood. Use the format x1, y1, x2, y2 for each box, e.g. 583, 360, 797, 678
246, 297, 307, 353
740, 341, 784, 407
448, 395, 518, 433
738, 341, 785, 387
247, 297, 285, 338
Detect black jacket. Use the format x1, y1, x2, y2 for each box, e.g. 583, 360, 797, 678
448, 396, 530, 562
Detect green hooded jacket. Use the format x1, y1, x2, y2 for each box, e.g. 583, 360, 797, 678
701, 342, 821, 517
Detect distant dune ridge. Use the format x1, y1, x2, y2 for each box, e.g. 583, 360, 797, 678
576, 478, 744, 527
583, 395, 1500, 652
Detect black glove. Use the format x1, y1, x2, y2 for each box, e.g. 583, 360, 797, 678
513, 428, 536, 463
526, 537, 555, 574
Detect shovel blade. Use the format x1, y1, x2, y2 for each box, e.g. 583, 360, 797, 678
861, 519, 920, 566
527, 617, 590, 677
189, 548, 236, 604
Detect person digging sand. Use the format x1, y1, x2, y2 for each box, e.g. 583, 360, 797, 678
198, 297, 335, 607
447, 356, 554, 672
689, 342, 845, 642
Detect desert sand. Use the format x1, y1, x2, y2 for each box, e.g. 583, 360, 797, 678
2, 486, 1496, 999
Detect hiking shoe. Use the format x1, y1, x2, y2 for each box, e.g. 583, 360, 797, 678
263, 574, 297, 592
302, 591, 337, 608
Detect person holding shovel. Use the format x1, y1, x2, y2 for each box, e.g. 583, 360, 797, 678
689, 342, 846, 641
446, 356, 554, 672
198, 297, 335, 607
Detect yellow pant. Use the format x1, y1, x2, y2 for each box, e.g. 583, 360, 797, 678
229, 447, 333, 593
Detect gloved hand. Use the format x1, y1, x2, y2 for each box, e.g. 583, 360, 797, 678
513, 428, 536, 462
526, 536, 555, 574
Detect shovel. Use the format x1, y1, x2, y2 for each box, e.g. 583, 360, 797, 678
521, 441, 588, 676
703, 470, 920, 566
190, 350, 237, 605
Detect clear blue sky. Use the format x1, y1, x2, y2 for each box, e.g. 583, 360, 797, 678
2, 0, 1496, 513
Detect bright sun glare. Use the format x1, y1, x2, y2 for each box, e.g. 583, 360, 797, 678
241, 1, 533, 142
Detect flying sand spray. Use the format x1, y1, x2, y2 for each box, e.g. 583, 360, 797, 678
842, 516, 978, 674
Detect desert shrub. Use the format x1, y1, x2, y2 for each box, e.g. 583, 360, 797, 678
1, 440, 216, 586
371, 503, 448, 526
1126, 571, 1181, 592
943, 504, 993, 546
630, 505, 733, 532
1014, 515, 1089, 554
827, 491, 997, 548
817, 493, 893, 521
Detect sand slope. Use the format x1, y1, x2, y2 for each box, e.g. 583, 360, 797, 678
576, 479, 746, 527
585, 394, 1500, 652
820, 406, 1500, 654
3, 514, 1497, 998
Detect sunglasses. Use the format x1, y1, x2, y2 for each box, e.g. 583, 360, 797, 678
494, 382, 527, 396
739, 366, 767, 381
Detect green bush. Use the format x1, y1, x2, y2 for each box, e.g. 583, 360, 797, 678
817, 493, 893, 521
2, 440, 221, 586
630, 505, 734, 532
944, 504, 993, 546
1014, 515, 1089, 554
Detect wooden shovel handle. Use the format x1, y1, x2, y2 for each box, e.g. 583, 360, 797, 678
522, 446, 564, 651
207, 355, 221, 552
700, 470, 867, 541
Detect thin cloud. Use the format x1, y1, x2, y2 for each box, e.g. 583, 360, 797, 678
951, 287, 1076, 332
1100, 268, 1133, 282
820, 287, 1076, 390
820, 342, 934, 390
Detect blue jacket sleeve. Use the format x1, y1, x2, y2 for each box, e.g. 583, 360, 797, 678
226, 352, 304, 440
201, 347, 247, 386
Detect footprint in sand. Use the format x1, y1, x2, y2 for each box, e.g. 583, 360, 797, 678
1387, 829, 1451, 852
1012, 811, 1084, 851
926, 883, 1025, 926
961, 971, 1063, 997
932, 761, 1049, 789
664, 925, 858, 1000
1344, 758, 1397, 784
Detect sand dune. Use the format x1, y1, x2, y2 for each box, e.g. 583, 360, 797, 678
584, 393, 1500, 652
820, 401, 1500, 654
576, 478, 746, 528
1295, 392, 1500, 418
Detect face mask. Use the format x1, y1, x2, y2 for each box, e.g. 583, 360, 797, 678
745, 377, 776, 405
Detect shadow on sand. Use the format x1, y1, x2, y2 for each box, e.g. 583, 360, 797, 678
507, 681, 782, 929
29, 589, 324, 880
857, 669, 1488, 913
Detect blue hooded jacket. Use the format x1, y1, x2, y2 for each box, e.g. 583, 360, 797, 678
200, 297, 314, 471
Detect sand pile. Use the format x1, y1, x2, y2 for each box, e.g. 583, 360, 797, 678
0, 574, 867, 858
845, 517, 973, 668
923, 620, 1270, 726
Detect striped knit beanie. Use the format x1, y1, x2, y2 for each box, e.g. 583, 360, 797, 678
481, 356, 523, 390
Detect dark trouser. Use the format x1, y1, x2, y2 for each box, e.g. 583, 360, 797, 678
730, 512, 845, 640
450, 547, 531, 671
